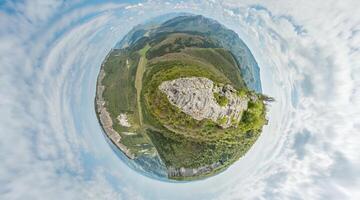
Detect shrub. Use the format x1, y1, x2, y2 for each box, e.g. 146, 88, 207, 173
213, 92, 228, 106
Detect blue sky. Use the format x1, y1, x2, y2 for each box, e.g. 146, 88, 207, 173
0, 0, 359, 199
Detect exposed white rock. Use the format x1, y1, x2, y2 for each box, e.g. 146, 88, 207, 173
117, 113, 131, 127
159, 77, 248, 128
126, 59, 130, 69
121, 132, 137, 136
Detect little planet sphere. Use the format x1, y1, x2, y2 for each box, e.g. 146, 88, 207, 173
95, 14, 273, 181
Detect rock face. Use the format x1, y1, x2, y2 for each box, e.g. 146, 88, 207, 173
159, 77, 248, 128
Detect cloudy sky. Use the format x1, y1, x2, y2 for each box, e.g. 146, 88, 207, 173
1, 0, 359, 199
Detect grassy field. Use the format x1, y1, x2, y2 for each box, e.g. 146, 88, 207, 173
182, 48, 246, 89
101, 46, 155, 156
102, 49, 138, 117
135, 44, 150, 125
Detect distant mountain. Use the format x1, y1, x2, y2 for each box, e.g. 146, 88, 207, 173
115, 14, 262, 92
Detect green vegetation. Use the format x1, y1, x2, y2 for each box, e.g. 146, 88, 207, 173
236, 89, 248, 97
218, 116, 228, 125
135, 44, 150, 126
213, 92, 228, 107
182, 48, 245, 89
139, 44, 150, 56
238, 98, 267, 133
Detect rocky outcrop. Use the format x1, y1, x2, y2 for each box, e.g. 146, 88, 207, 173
159, 77, 248, 128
